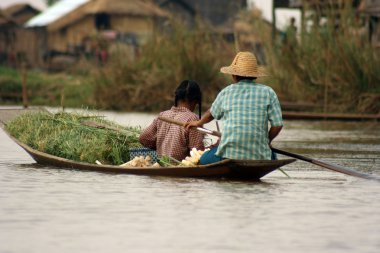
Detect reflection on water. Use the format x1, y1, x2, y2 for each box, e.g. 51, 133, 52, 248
0, 108, 379, 253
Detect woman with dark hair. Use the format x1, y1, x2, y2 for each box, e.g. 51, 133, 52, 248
139, 80, 204, 161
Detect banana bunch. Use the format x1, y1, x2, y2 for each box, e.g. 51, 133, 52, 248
181, 148, 210, 166
119, 156, 160, 168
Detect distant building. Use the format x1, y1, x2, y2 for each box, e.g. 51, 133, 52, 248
0, 4, 41, 66
0, 9, 16, 27
25, 0, 168, 68
155, 0, 246, 35
0, 0, 46, 10
359, 0, 380, 47
2, 0, 251, 69
4, 3, 40, 25
274, 0, 379, 46
0, 10, 16, 64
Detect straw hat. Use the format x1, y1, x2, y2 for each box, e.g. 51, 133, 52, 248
220, 51, 267, 77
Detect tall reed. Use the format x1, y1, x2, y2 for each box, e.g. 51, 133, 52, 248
92, 19, 236, 112
253, 4, 380, 113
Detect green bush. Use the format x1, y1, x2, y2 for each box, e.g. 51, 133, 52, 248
0, 66, 94, 108
92, 20, 235, 112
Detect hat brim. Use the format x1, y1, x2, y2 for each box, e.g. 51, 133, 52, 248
220, 65, 268, 77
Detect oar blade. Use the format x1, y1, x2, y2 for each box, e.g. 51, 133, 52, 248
312, 160, 375, 180
272, 147, 379, 181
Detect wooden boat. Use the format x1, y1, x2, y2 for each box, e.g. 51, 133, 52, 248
0, 108, 295, 180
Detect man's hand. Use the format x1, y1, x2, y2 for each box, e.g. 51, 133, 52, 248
184, 120, 202, 130
185, 110, 214, 131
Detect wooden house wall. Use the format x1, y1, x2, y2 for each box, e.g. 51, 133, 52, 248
0, 28, 14, 52
0, 26, 46, 67
14, 28, 45, 66
112, 15, 153, 34
371, 19, 380, 48
48, 15, 155, 52
48, 16, 95, 52
0, 27, 13, 65
111, 15, 154, 44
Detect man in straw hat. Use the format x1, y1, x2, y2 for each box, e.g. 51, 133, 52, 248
185, 51, 283, 164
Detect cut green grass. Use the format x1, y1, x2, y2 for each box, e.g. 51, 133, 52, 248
6, 111, 142, 165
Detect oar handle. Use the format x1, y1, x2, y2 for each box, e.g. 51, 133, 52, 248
158, 116, 186, 127
158, 116, 221, 137
271, 147, 313, 162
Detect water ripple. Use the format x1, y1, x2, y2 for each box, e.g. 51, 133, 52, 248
0, 111, 379, 253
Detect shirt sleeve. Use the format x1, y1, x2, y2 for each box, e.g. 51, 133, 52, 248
210, 89, 225, 120
268, 89, 283, 127
139, 117, 158, 149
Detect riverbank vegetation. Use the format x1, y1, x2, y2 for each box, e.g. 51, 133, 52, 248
243, 5, 380, 114
0, 66, 94, 107
0, 6, 379, 114
91, 21, 235, 111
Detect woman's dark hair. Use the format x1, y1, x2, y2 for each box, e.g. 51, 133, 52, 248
174, 80, 202, 118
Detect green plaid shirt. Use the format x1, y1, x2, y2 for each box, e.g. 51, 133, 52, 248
210, 80, 283, 160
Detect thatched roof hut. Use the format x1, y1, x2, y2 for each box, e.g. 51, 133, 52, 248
88, 0, 167, 16
3, 3, 40, 25
26, 0, 168, 54
48, 0, 168, 32
0, 9, 16, 27
0, 0, 46, 11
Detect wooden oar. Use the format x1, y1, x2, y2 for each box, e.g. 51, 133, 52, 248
270, 147, 378, 180
158, 116, 221, 137
158, 116, 378, 180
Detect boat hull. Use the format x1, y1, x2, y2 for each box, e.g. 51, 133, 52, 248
11, 137, 295, 180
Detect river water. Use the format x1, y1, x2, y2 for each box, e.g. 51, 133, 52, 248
0, 108, 379, 253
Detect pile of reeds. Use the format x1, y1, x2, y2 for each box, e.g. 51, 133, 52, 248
6, 111, 142, 165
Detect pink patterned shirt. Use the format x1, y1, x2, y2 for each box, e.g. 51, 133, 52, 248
139, 106, 205, 161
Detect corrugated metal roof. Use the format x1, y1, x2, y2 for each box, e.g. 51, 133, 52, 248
25, 0, 90, 27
